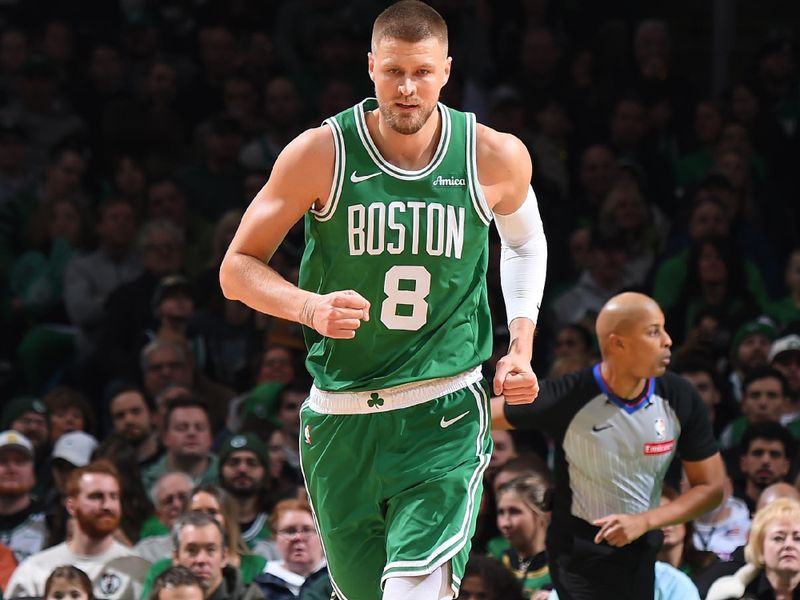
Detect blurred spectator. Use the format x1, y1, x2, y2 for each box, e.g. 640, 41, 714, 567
0, 119, 33, 205
675, 99, 724, 189
176, 115, 245, 223
733, 422, 794, 514
64, 197, 142, 358
657, 486, 717, 577
666, 236, 762, 346
98, 219, 186, 383
720, 367, 792, 450
240, 77, 304, 174
0, 542, 18, 594
108, 384, 161, 467
253, 499, 327, 600
692, 476, 751, 561
770, 334, 800, 405
551, 229, 628, 330
0, 431, 47, 562
0, 398, 50, 500
705, 498, 800, 600
43, 565, 93, 600
139, 484, 269, 594
5, 460, 148, 599
140, 471, 193, 541
141, 397, 217, 493
0, 55, 85, 169
172, 511, 265, 600
149, 566, 204, 600
495, 474, 552, 595
43, 386, 94, 443
270, 380, 308, 476
218, 433, 274, 551
0, 28, 29, 103
50, 430, 99, 496
572, 144, 618, 225
768, 248, 800, 328
757, 482, 800, 512
672, 358, 724, 432
460, 555, 524, 600
145, 178, 213, 279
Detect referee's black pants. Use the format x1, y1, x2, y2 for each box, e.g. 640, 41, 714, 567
547, 514, 662, 600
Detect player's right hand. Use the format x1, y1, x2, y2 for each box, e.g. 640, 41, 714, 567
303, 290, 370, 339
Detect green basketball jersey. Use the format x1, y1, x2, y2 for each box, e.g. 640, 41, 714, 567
298, 98, 493, 392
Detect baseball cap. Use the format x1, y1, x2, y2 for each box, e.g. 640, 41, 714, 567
152, 274, 192, 309
770, 334, 800, 363
52, 431, 98, 467
732, 320, 776, 352
1, 396, 47, 429
0, 430, 34, 457
219, 432, 268, 467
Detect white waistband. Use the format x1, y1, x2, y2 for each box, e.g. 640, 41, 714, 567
307, 367, 484, 415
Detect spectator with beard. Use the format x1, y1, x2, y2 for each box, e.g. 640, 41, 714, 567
721, 368, 793, 451
141, 397, 218, 494
0, 431, 47, 562
733, 422, 794, 514
138, 471, 193, 542
1, 396, 50, 497
770, 334, 800, 407
149, 566, 204, 600
727, 321, 776, 403
171, 511, 265, 600
5, 459, 149, 599
108, 384, 161, 469
218, 433, 274, 551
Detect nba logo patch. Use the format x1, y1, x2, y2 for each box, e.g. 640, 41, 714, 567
304, 424, 311, 445
654, 418, 667, 439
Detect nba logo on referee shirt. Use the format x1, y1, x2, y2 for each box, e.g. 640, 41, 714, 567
654, 418, 666, 440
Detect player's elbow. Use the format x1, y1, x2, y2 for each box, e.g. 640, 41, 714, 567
218, 253, 240, 301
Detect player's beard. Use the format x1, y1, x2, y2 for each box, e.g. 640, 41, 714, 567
379, 99, 437, 135
74, 506, 121, 539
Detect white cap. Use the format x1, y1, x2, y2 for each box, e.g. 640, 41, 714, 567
52, 431, 98, 467
769, 334, 800, 363
0, 430, 33, 456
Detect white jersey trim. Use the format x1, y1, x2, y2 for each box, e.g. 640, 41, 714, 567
311, 117, 346, 221
307, 367, 483, 414
466, 113, 492, 226
354, 99, 451, 180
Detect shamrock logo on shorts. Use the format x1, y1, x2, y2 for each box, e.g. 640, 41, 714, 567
367, 393, 384, 408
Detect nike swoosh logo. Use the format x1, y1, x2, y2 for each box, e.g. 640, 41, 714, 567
592, 424, 613, 432
350, 170, 381, 183
440, 411, 469, 428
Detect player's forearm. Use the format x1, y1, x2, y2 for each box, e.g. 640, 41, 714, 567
507, 317, 535, 362
491, 396, 514, 430
641, 482, 723, 532
219, 251, 315, 325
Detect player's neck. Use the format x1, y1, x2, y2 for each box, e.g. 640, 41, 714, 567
367, 108, 442, 171
600, 361, 647, 401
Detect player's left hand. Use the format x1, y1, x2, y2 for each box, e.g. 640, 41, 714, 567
493, 355, 539, 405
592, 513, 649, 547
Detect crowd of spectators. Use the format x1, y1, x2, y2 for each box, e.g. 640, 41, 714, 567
0, 0, 799, 599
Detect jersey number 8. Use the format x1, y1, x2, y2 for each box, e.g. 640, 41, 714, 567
380, 265, 431, 331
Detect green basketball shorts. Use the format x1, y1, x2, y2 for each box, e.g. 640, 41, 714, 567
299, 368, 493, 600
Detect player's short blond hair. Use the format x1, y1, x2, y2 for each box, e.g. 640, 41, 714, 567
372, 0, 448, 54
745, 497, 800, 566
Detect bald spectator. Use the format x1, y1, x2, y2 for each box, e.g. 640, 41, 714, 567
141, 397, 218, 493
0, 431, 47, 562
757, 482, 800, 511
6, 460, 149, 599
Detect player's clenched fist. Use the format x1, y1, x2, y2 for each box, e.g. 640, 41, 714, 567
493, 355, 539, 405
301, 290, 371, 339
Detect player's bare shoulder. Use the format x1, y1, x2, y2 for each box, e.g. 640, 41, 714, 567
269, 124, 337, 211
474, 123, 532, 211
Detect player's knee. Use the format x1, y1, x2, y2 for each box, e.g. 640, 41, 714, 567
382, 565, 453, 600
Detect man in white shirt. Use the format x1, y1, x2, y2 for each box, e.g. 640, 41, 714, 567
5, 459, 150, 599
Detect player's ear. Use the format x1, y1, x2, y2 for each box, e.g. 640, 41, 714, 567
442, 56, 452, 86
368, 52, 376, 82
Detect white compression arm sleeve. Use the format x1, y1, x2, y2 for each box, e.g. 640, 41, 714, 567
493, 185, 547, 326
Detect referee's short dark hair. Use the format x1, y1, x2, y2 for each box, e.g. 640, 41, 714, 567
149, 566, 203, 600
742, 366, 791, 399
739, 421, 795, 458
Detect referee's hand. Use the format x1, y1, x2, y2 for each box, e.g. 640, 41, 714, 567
592, 513, 648, 547
493, 355, 539, 404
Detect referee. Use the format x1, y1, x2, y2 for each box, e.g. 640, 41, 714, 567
492, 292, 724, 600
